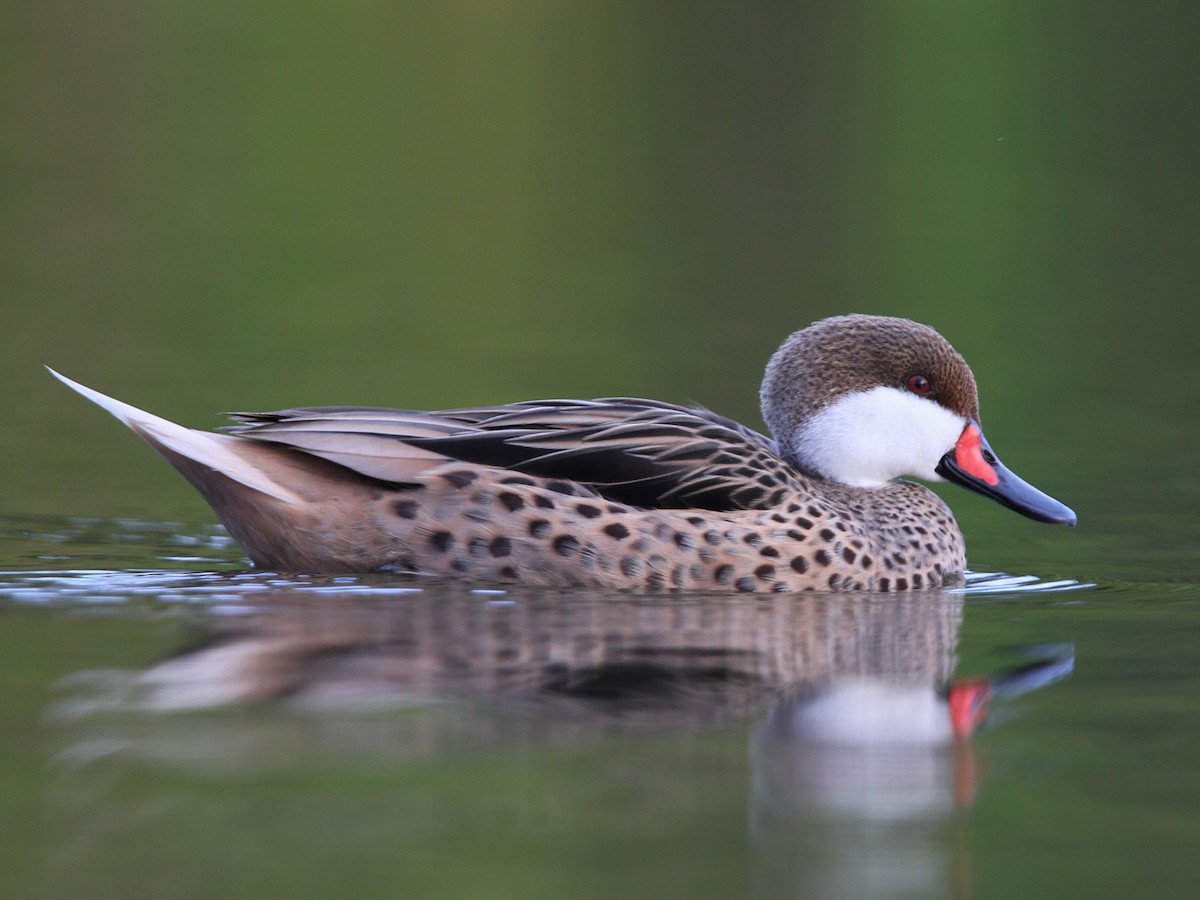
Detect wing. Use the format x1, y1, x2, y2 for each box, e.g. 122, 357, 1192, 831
223, 398, 802, 511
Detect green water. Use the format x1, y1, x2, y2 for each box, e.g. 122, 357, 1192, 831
3, 3, 1199, 898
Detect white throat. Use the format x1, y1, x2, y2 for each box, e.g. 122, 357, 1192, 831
791, 386, 966, 487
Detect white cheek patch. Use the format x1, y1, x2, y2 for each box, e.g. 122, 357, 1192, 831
792, 386, 967, 487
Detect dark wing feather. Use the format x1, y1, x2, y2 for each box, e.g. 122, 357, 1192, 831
224, 399, 799, 511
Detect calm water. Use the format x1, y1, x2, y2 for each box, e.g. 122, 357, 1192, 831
1, 516, 1197, 899
4, 3, 1200, 898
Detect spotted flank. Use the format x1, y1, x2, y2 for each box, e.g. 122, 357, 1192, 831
358, 465, 959, 592
49, 314, 1075, 592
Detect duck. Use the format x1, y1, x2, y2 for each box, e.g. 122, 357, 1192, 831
50, 314, 1075, 592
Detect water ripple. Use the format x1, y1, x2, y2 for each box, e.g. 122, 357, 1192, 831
954, 571, 1094, 595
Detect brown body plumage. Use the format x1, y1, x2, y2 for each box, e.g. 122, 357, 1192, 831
51, 315, 1074, 592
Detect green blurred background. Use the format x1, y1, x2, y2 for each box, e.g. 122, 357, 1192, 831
3, 2, 1199, 575
4, 6, 1200, 898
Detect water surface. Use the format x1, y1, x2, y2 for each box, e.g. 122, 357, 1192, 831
1, 517, 1196, 899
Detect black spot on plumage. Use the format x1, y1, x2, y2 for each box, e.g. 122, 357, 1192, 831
843, 548, 856, 564
686, 515, 705, 527
645, 573, 665, 591
673, 532, 693, 550
861, 555, 873, 569
529, 519, 551, 538
790, 556, 808, 574
742, 532, 763, 547
770, 513, 786, 523
534, 495, 555, 509
576, 503, 602, 519
828, 575, 841, 590
713, 564, 734, 585
754, 564, 776, 580
814, 550, 832, 566
878, 577, 891, 591
553, 535, 580, 557
786, 529, 805, 541
913, 572, 923, 588
468, 538, 488, 557
604, 522, 630, 540
391, 499, 418, 519
807, 505, 823, 517
498, 492, 525, 512
490, 536, 512, 557
734, 576, 756, 592
819, 528, 836, 543
450, 558, 468, 573
546, 480, 575, 496
497, 565, 517, 580
442, 470, 478, 488
501, 476, 536, 487
620, 556, 640, 577
895, 577, 908, 591
430, 531, 454, 552
759, 546, 780, 558
794, 517, 813, 529
704, 530, 722, 546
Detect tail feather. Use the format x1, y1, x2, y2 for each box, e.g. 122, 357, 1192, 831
47, 368, 302, 505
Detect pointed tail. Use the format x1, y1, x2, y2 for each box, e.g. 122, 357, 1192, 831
47, 368, 301, 505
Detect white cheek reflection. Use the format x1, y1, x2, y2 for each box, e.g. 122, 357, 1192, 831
749, 678, 967, 900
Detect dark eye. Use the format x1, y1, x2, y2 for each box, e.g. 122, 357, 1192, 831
906, 374, 932, 395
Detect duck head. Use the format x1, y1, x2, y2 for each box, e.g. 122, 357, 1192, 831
760, 314, 1075, 526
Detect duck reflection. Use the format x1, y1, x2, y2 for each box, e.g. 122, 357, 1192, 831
47, 583, 1072, 897
63, 585, 966, 723
750, 648, 1072, 898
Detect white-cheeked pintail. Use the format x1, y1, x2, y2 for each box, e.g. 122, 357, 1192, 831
51, 315, 1075, 592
